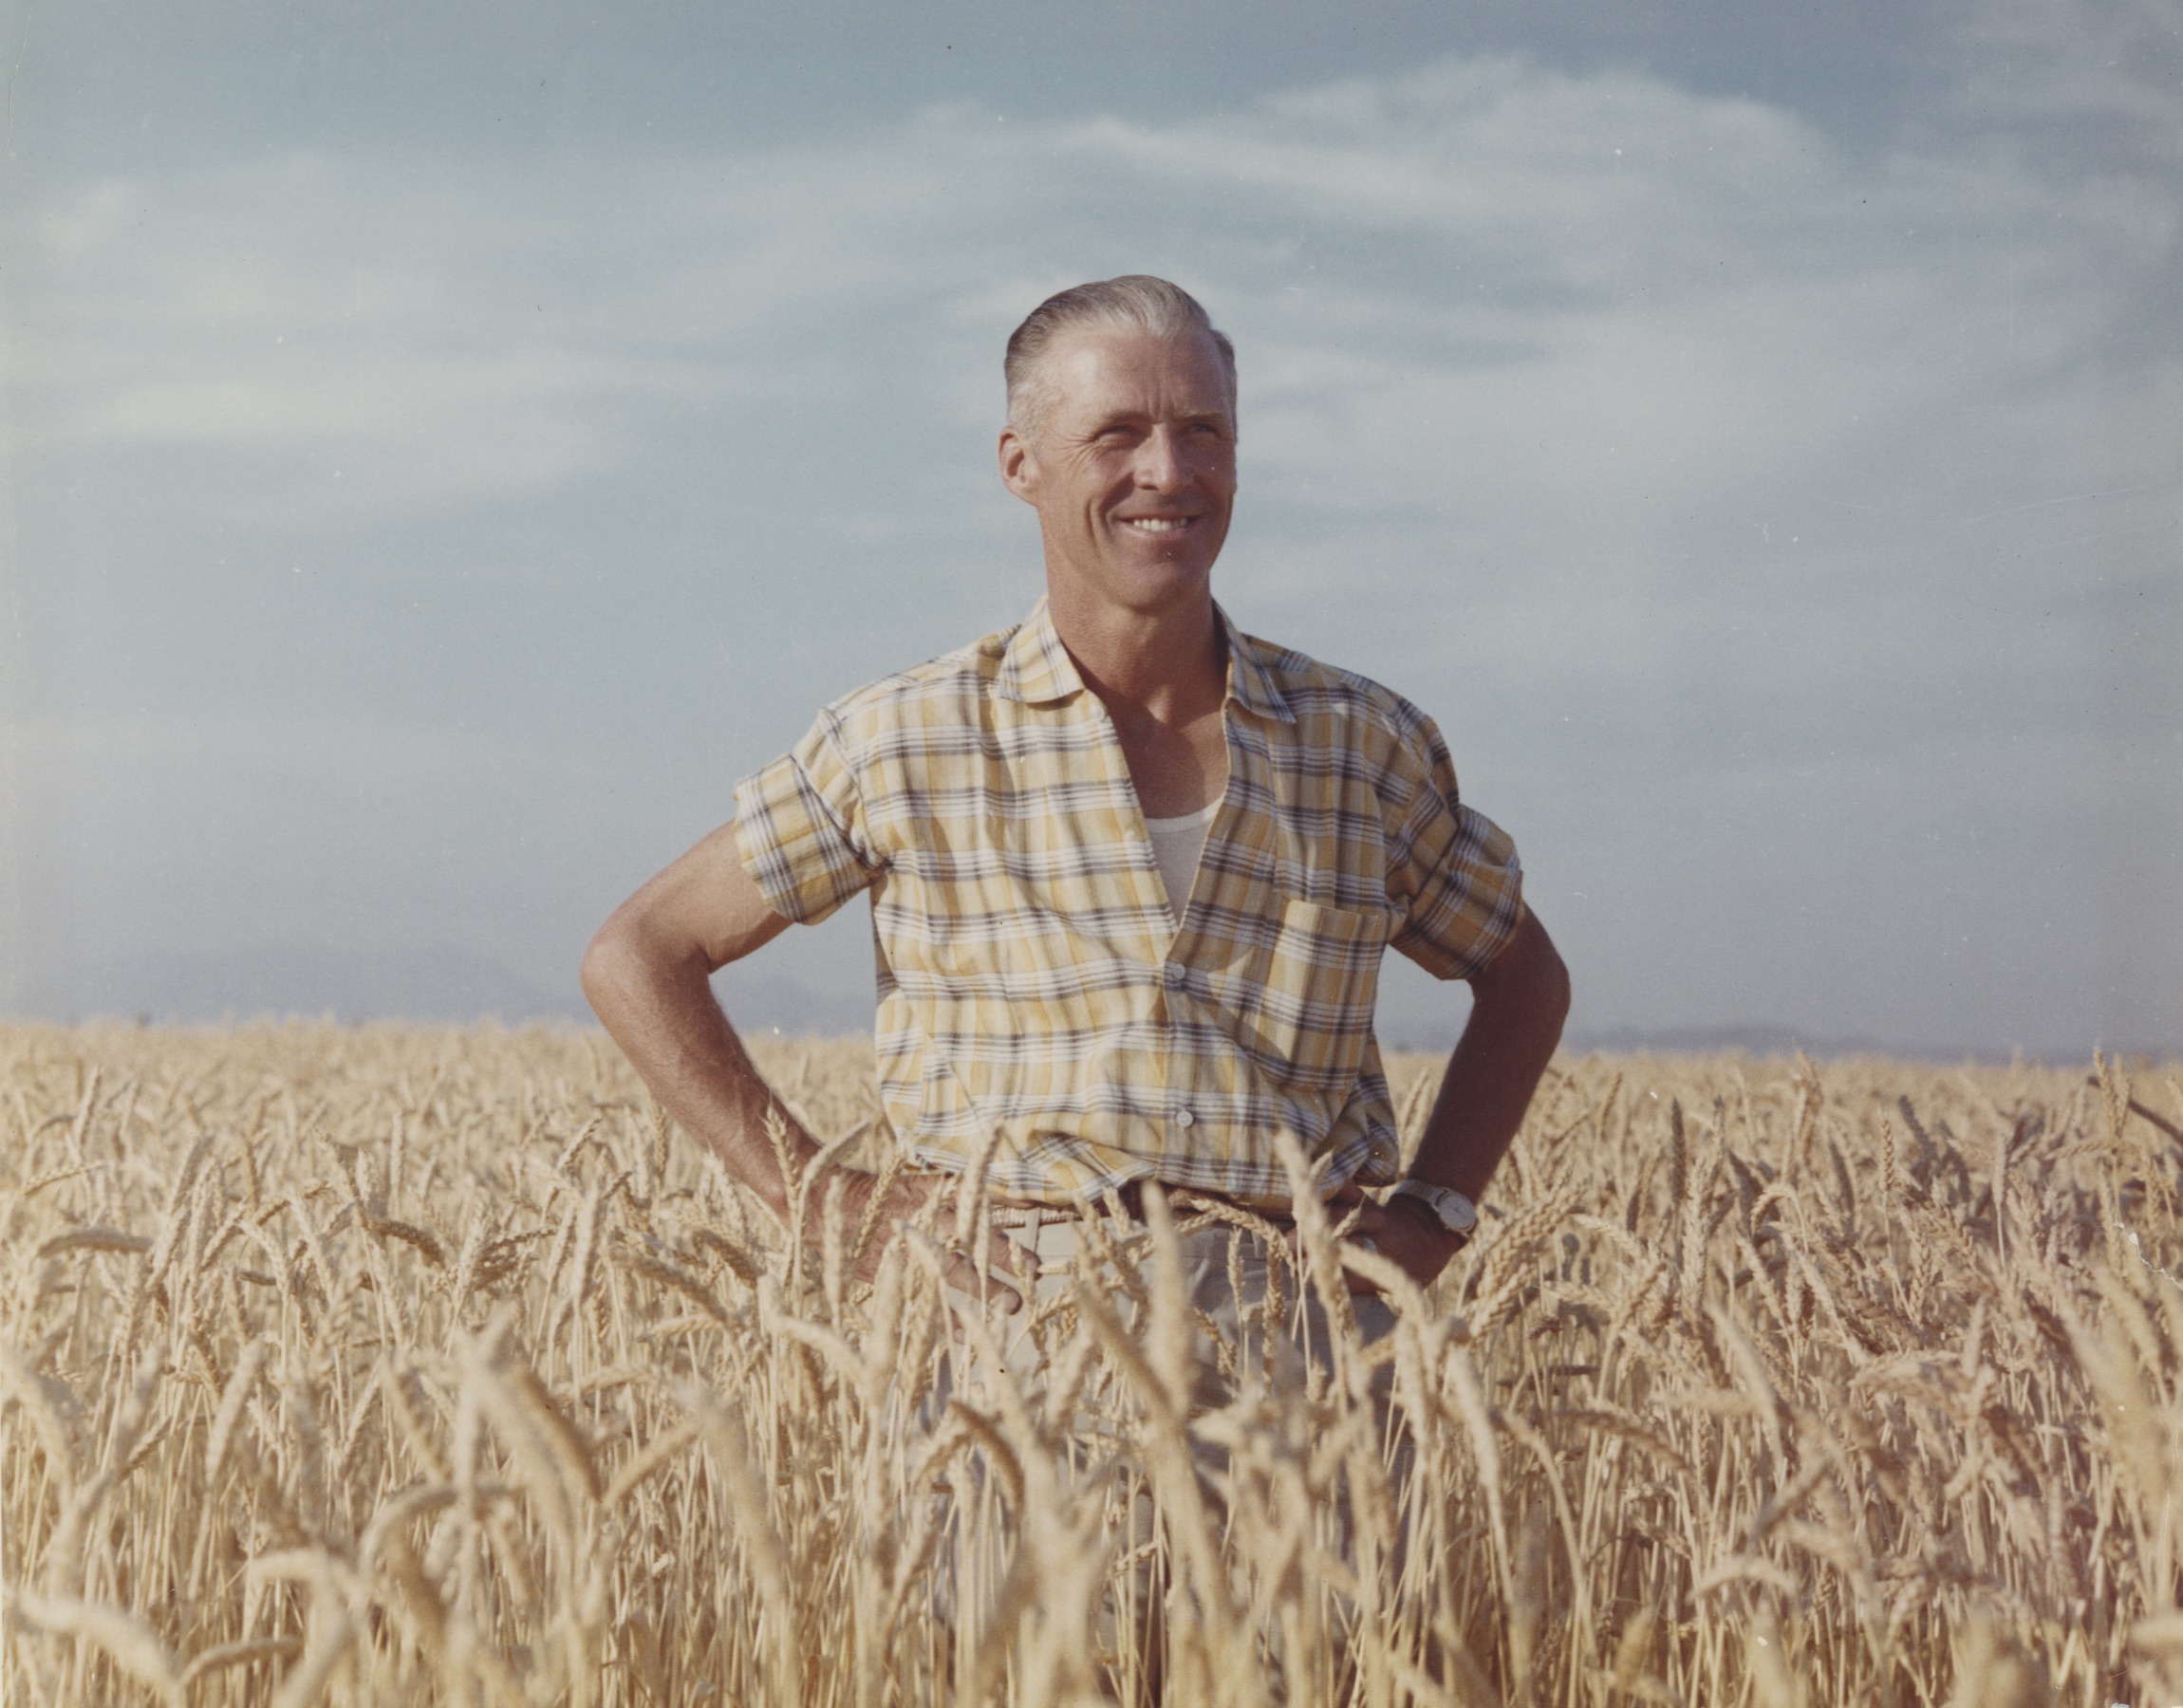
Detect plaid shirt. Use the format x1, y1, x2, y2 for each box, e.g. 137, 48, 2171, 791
733, 598, 1524, 1209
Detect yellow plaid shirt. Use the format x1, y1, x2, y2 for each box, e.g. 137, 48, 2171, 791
733, 598, 1524, 1209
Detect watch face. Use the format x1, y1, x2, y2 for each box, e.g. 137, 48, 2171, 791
1401, 1182, 1475, 1234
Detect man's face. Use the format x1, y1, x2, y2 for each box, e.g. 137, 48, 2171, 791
998, 325, 1237, 618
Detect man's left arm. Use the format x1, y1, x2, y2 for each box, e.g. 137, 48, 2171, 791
1352, 907, 1571, 1289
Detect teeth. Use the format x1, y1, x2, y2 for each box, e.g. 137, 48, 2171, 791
1126, 518, 1189, 532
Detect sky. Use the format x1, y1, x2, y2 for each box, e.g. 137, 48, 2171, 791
3, 0, 2178, 1058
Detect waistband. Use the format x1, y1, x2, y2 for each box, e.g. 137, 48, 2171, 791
981, 1179, 1297, 1232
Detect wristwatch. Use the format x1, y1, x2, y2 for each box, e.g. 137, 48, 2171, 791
1389, 1180, 1479, 1240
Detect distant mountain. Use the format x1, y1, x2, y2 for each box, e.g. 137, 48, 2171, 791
12, 949, 2158, 1065
710, 966, 876, 1040
1561, 1023, 2032, 1063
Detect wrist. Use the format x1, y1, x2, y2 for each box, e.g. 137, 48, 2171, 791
1389, 1178, 1478, 1242
1386, 1190, 1466, 1254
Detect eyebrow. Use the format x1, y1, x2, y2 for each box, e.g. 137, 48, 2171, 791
1088, 407, 1233, 434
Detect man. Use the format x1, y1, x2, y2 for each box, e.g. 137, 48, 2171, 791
581, 275, 1569, 1336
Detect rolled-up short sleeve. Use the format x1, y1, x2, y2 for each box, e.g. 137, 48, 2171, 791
731, 714, 882, 927
1384, 718, 1524, 981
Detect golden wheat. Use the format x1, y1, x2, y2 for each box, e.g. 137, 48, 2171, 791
1, 1021, 2178, 1705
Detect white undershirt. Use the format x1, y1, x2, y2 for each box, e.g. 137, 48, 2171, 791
1143, 800, 1221, 924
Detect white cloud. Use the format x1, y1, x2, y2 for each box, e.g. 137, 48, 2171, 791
6, 43, 2176, 1045
13, 49, 2168, 554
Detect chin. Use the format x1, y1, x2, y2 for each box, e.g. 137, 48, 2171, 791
1118, 541, 1220, 585
1052, 540, 1222, 615
1112, 562, 1215, 611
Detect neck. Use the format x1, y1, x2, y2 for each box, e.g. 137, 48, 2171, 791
1044, 580, 1226, 723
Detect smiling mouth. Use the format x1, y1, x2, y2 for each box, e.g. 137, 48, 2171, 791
1119, 517, 1196, 534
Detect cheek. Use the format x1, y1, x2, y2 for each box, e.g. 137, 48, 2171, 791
1082, 477, 1134, 518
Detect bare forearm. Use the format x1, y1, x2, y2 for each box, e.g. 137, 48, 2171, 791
577, 826, 1024, 1302
1409, 910, 1571, 1201
581, 929, 814, 1223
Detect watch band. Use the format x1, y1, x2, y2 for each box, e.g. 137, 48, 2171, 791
1390, 1179, 1478, 1236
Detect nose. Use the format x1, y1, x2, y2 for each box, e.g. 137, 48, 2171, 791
1132, 425, 1188, 492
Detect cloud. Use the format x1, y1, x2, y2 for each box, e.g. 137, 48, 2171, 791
6, 39, 2177, 1047
13, 51, 2171, 576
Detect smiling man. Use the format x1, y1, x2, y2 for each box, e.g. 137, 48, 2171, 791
582, 274, 1569, 1357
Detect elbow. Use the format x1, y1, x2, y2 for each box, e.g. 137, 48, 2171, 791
1483, 909, 1570, 1045
1537, 928, 1572, 1019
1524, 916, 1572, 1040
581, 905, 714, 1031
1540, 942, 1573, 1040
579, 915, 643, 1025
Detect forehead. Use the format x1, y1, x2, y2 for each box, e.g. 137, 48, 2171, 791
1038, 325, 1234, 428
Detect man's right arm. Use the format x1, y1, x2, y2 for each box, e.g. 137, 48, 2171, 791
579, 824, 1024, 1306
580, 822, 804, 1223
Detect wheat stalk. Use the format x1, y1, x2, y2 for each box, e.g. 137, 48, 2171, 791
2, 1021, 2173, 1706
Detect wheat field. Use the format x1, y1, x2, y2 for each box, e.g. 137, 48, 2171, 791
2, 1024, 2179, 1706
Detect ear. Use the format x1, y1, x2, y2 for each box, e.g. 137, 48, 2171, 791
997, 425, 1040, 507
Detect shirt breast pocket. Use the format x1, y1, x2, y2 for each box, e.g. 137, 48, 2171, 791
1249, 898, 1389, 1088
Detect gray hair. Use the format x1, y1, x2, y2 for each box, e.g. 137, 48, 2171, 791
1004, 275, 1237, 442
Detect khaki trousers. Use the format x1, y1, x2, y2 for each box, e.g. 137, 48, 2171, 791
953, 1212, 1398, 1409
936, 1212, 1409, 1698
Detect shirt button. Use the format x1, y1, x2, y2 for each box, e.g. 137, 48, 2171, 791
1174, 1108, 1196, 1128
1162, 963, 1186, 990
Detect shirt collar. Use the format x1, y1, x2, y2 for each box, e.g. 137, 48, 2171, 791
995, 594, 1295, 724
995, 597, 1087, 705
1217, 602, 1295, 724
